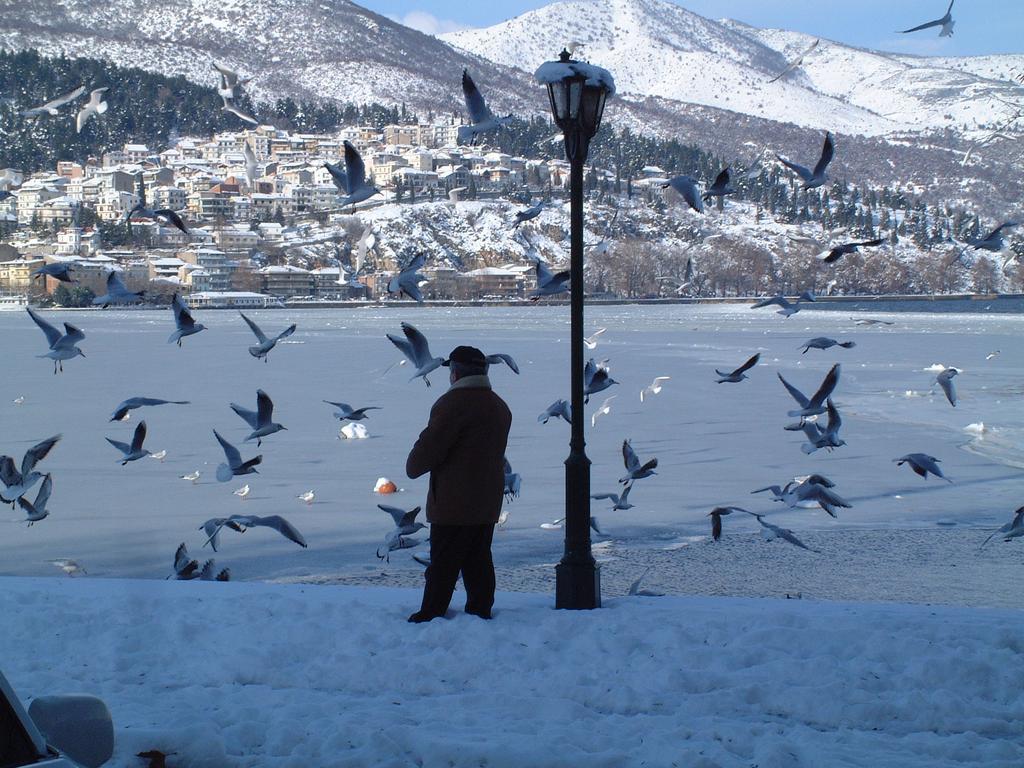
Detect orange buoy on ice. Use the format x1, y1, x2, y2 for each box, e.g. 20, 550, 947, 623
374, 477, 398, 494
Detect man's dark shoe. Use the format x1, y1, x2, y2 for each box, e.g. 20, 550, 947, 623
465, 609, 492, 620
408, 611, 440, 623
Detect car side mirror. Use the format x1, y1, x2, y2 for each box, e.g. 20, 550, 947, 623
28, 695, 114, 768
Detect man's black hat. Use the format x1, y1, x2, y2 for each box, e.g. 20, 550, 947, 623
443, 345, 487, 367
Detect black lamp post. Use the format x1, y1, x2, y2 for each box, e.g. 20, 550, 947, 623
536, 51, 615, 610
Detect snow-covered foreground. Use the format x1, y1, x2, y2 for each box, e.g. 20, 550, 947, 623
2, 577, 1022, 768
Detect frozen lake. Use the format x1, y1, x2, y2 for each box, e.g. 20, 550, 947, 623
1, 303, 1022, 605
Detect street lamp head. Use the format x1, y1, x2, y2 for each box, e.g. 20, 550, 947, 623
535, 53, 615, 140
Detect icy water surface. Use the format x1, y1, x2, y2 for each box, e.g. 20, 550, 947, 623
1, 303, 1021, 604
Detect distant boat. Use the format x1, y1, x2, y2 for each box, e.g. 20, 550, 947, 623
0, 295, 28, 311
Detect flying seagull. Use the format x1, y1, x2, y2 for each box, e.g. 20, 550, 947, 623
936, 367, 958, 407
169, 293, 206, 346
230, 389, 286, 446
170, 543, 200, 580
93, 270, 145, 307
503, 457, 521, 502
583, 358, 618, 404
17, 473, 52, 526
769, 39, 820, 83
513, 200, 545, 229
212, 62, 254, 100
213, 429, 262, 482
458, 70, 512, 145
980, 507, 1024, 548
592, 483, 635, 511
20, 85, 85, 118
202, 514, 307, 549
222, 99, 258, 125
799, 399, 846, 454
641, 376, 671, 401
708, 506, 747, 541
755, 475, 850, 518
894, 453, 951, 482
716, 353, 760, 383
482, 353, 520, 374
744, 511, 820, 553
387, 253, 427, 302
777, 132, 834, 190
385, 322, 445, 386
199, 560, 230, 581
75, 88, 108, 133
110, 397, 190, 422
324, 401, 381, 421
50, 558, 86, 576
968, 222, 1018, 253
662, 175, 703, 213
529, 260, 570, 301
239, 312, 296, 361
899, 0, 955, 37
32, 263, 77, 283
106, 420, 151, 465
325, 141, 380, 210
778, 363, 840, 418
243, 143, 258, 188
800, 338, 855, 354
583, 328, 606, 349
591, 395, 616, 427
701, 168, 736, 204
26, 307, 85, 374
852, 317, 894, 326
539, 399, 572, 425
751, 292, 816, 317
125, 202, 189, 236
820, 238, 884, 264
620, 439, 657, 484
379, 503, 427, 538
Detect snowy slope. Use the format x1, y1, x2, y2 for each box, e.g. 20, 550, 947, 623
2, 577, 1023, 767
443, 0, 1023, 137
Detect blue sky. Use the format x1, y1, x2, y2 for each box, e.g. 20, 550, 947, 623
362, 0, 1022, 57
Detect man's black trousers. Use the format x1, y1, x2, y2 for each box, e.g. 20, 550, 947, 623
418, 523, 496, 618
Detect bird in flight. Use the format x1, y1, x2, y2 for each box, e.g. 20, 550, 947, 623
898, 0, 955, 37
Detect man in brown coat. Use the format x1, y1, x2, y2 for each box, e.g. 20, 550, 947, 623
405, 345, 512, 623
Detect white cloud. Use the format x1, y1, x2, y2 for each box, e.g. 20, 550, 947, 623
399, 10, 471, 37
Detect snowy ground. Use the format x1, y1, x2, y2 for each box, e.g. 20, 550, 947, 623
2, 577, 1022, 768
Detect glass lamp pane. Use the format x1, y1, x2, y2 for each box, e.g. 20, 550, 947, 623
568, 81, 583, 122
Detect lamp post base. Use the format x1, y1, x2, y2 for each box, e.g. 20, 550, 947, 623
555, 560, 601, 610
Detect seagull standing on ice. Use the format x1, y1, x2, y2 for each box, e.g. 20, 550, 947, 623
936, 367, 959, 407
180, 471, 201, 484
75, 88, 108, 133
715, 354, 759, 383
297, 490, 315, 505
230, 389, 286, 447
106, 421, 151, 465
641, 376, 671, 401
26, 307, 85, 374
776, 132, 834, 190
386, 322, 445, 386
239, 312, 296, 361
233, 484, 250, 500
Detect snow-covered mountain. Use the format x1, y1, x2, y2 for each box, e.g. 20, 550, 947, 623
443, 0, 1023, 138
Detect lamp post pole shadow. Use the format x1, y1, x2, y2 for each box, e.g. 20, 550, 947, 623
536, 50, 615, 610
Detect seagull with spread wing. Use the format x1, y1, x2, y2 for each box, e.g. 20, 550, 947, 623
751, 292, 816, 317
538, 399, 572, 425
387, 253, 428, 302
458, 70, 512, 145
239, 312, 296, 361
17, 473, 52, 526
701, 168, 736, 204
325, 141, 380, 210
201, 514, 307, 550
324, 401, 381, 421
213, 429, 262, 482
529, 259, 570, 301
584, 358, 618, 404
0, 435, 60, 507
75, 88, 108, 133
592, 483, 635, 511
106, 421, 151, 465
708, 506, 747, 542
26, 307, 85, 374
894, 453, 951, 482
640, 376, 671, 401
662, 175, 703, 213
93, 270, 145, 307
168, 293, 206, 346
744, 511, 820, 553
769, 39, 820, 83
386, 322, 446, 386
32, 263, 78, 283
778, 363, 840, 418
819, 238, 884, 264
620, 439, 657, 484
715, 353, 759, 383
936, 367, 959, 407
898, 0, 955, 37
230, 389, 286, 447
20, 85, 85, 118
110, 397, 190, 422
777, 132, 834, 190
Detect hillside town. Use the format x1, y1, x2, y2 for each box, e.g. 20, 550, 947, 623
0, 118, 628, 305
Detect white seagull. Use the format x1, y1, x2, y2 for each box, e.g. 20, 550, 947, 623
385, 322, 445, 386
584, 328, 607, 349
75, 88, 108, 133
93, 270, 145, 307
20, 85, 85, 118
592, 483, 635, 511
180, 470, 201, 484
936, 367, 959, 407
769, 39, 820, 83
591, 395, 616, 427
458, 70, 512, 145
744, 511, 820, 553
641, 376, 671, 401
539, 399, 572, 425
233, 484, 250, 500
324, 141, 380, 210
297, 490, 315, 505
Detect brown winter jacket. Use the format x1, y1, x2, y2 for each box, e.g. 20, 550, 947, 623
406, 374, 512, 525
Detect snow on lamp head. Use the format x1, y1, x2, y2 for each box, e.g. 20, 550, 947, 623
535, 49, 615, 140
